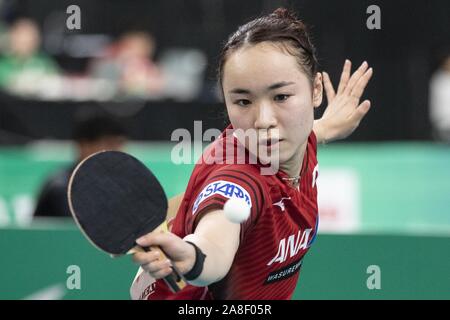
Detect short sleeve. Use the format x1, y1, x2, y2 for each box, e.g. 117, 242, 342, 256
184, 166, 265, 242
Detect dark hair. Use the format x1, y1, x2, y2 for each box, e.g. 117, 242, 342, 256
72, 110, 127, 142
218, 8, 318, 88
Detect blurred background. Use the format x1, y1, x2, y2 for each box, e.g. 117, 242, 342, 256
0, 0, 449, 300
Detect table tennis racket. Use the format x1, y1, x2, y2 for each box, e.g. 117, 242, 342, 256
67, 150, 186, 293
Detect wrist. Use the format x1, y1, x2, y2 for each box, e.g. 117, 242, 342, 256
180, 240, 197, 275
183, 241, 207, 281
314, 119, 328, 144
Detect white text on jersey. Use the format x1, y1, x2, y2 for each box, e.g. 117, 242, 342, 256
267, 229, 312, 266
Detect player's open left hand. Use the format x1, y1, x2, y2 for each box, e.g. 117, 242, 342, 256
318, 60, 373, 142
132, 231, 195, 280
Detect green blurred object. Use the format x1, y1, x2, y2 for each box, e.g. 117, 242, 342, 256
1, 142, 450, 299
1, 142, 449, 232
0, 226, 448, 299
294, 233, 450, 299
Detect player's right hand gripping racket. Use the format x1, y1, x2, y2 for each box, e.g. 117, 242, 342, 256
68, 150, 186, 292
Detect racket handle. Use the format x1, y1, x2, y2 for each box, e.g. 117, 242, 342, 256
147, 246, 187, 293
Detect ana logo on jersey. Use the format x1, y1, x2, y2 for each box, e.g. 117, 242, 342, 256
267, 228, 313, 266
192, 180, 252, 214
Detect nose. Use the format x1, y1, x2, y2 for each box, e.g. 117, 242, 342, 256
254, 101, 277, 130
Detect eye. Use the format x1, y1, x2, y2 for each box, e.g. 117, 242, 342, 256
274, 94, 291, 102
234, 99, 251, 107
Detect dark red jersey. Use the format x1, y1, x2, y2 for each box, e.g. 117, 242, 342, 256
145, 125, 319, 300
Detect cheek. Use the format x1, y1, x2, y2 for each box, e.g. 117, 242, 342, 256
282, 97, 314, 133
226, 104, 253, 130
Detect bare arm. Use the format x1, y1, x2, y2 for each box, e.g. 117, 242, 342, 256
133, 208, 240, 286
182, 209, 240, 286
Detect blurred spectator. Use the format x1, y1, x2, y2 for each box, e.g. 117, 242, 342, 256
34, 111, 127, 218
430, 52, 450, 142
90, 31, 166, 99
0, 18, 60, 97
159, 48, 207, 101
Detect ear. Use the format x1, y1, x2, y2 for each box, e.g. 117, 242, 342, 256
312, 73, 323, 108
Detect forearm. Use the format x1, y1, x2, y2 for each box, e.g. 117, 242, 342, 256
183, 234, 234, 286
182, 210, 240, 286
133, 208, 240, 288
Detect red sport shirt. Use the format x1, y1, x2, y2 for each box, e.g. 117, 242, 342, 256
142, 125, 319, 300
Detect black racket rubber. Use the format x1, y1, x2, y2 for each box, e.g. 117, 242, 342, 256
68, 150, 185, 292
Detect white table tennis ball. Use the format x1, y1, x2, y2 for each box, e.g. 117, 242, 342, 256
223, 198, 251, 224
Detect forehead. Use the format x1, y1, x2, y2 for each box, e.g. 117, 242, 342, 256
223, 42, 307, 88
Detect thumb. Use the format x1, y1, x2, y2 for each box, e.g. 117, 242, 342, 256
136, 230, 167, 247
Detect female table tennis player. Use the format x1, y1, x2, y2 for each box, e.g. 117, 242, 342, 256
131, 8, 373, 300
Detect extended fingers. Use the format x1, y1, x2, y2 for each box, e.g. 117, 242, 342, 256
337, 59, 352, 94
344, 61, 369, 95
350, 67, 373, 99
322, 71, 335, 101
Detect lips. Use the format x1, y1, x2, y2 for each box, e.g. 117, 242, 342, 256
258, 138, 282, 147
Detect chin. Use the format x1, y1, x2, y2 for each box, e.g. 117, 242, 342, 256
280, 143, 305, 166
257, 148, 287, 169
276, 150, 292, 167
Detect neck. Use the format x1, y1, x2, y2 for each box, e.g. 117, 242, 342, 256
279, 140, 307, 179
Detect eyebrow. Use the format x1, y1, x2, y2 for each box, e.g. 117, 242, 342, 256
228, 81, 295, 94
